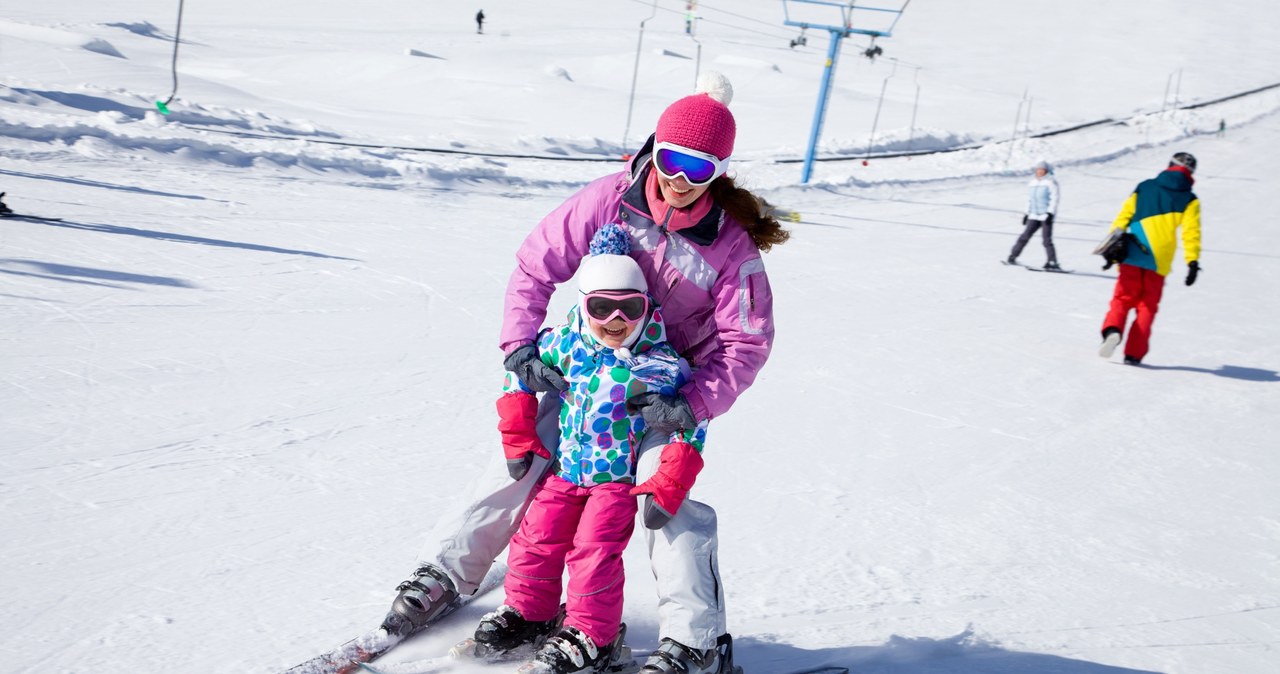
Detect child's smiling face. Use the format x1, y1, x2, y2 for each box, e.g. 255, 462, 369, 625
589, 316, 632, 349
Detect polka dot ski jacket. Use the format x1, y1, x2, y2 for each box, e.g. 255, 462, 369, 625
502, 304, 709, 487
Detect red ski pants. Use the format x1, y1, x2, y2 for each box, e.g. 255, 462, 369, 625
503, 476, 637, 647
1102, 264, 1166, 360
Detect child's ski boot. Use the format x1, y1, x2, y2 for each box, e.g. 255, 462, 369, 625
471, 604, 561, 658
519, 624, 629, 674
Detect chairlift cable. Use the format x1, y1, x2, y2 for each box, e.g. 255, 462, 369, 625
623, 0, 794, 41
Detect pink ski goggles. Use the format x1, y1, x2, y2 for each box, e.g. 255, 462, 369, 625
653, 142, 729, 187
583, 290, 649, 324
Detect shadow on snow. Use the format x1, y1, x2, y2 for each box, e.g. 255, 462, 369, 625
34, 219, 358, 261
732, 630, 1164, 674
1137, 363, 1279, 382
0, 258, 197, 289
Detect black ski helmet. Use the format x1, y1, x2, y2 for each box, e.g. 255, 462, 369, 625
1170, 152, 1197, 174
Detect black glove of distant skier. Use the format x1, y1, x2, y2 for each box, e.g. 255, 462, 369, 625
503, 344, 567, 393
1185, 260, 1200, 286
627, 392, 698, 436
1021, 215, 1028, 225
1044, 213, 1055, 227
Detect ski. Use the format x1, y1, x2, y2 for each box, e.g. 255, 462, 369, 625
1001, 260, 1071, 273
280, 563, 507, 674
358, 639, 635, 674
361, 628, 847, 674
357, 637, 540, 674
0, 193, 61, 221
0, 213, 64, 222
364, 658, 843, 674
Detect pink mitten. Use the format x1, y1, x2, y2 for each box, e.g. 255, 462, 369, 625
630, 441, 704, 529
496, 392, 550, 480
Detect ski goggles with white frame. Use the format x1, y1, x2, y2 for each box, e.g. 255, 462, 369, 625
652, 142, 730, 187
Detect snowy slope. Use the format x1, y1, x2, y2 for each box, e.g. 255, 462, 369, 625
2, 2, 1278, 674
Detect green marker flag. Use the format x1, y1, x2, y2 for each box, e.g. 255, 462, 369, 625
155, 101, 171, 115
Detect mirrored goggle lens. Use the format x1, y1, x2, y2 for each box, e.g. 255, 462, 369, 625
585, 295, 648, 322
655, 148, 718, 184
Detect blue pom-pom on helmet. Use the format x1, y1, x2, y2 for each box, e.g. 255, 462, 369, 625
588, 223, 633, 256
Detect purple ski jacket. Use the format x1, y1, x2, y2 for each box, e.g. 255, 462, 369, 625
500, 136, 775, 423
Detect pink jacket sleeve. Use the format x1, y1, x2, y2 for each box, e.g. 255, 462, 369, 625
499, 173, 625, 354
681, 252, 775, 422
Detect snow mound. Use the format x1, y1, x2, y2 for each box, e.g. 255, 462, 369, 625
544, 66, 573, 82
103, 21, 173, 41
0, 19, 125, 58
405, 48, 444, 60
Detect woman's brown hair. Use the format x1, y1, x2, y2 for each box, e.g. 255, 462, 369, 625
709, 176, 791, 252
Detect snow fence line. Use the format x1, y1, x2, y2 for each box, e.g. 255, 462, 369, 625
779, 79, 1280, 164
177, 80, 1280, 165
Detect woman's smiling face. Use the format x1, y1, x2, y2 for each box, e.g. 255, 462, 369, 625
656, 172, 710, 209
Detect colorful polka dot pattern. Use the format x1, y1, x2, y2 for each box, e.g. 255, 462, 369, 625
501, 304, 704, 486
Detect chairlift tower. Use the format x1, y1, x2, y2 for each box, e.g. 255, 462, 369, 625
782, 1, 909, 183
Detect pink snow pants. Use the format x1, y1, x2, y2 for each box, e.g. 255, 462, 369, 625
503, 475, 637, 647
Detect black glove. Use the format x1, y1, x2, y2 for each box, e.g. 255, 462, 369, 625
627, 392, 697, 436
503, 344, 567, 393
1021, 215, 1028, 225
1044, 213, 1055, 227
1185, 260, 1200, 286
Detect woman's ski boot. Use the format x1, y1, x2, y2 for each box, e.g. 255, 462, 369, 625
640, 634, 737, 674
380, 564, 458, 637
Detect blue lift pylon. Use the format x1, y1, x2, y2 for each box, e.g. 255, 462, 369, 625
782, 1, 909, 183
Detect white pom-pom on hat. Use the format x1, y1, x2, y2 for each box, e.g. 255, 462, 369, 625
696, 71, 733, 106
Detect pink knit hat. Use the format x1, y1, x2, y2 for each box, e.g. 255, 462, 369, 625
654, 72, 736, 161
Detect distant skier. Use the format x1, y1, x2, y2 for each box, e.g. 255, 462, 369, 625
0, 192, 12, 216
1098, 152, 1202, 365
1218, 118, 1226, 137
476, 9, 485, 34
473, 225, 709, 674
1006, 160, 1061, 270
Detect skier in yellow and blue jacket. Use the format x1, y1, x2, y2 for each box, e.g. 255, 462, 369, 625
1098, 152, 1202, 365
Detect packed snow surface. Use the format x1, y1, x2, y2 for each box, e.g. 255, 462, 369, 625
2, 2, 1278, 673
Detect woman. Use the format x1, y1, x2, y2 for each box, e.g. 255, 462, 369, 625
1006, 160, 1062, 270
387, 72, 788, 674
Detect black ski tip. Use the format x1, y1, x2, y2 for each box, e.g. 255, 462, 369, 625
0, 213, 63, 222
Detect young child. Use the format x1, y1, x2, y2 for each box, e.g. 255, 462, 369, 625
474, 224, 709, 674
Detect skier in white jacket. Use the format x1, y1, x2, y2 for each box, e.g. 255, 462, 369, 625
1006, 160, 1061, 270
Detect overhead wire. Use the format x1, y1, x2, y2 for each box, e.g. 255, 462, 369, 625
624, 0, 795, 42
